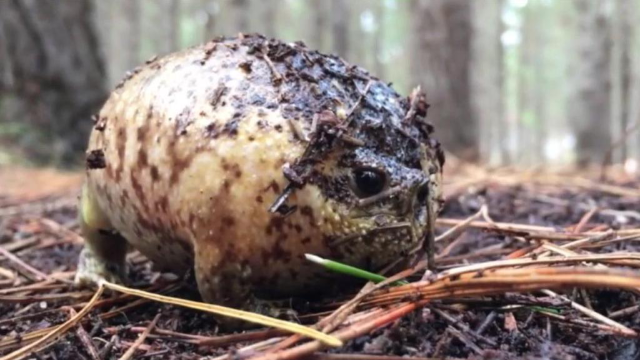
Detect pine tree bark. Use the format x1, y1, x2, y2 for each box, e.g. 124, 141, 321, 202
569, 0, 612, 166
410, 0, 477, 161
0, 0, 107, 165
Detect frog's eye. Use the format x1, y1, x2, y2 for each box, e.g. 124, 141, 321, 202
352, 168, 387, 198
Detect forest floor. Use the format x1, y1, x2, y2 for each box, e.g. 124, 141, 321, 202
2, 163, 640, 360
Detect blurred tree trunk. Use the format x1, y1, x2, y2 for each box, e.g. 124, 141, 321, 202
168, 0, 180, 51
331, 0, 350, 60
569, 0, 612, 166
203, 0, 218, 40
106, 0, 140, 88
123, 0, 141, 70
410, 0, 477, 161
262, 0, 277, 38
310, 0, 326, 51
471, 0, 504, 164
519, 1, 546, 165
372, 1, 385, 80
611, 0, 634, 161
351, 2, 366, 66
150, 0, 180, 56
232, 0, 249, 33
0, 0, 107, 165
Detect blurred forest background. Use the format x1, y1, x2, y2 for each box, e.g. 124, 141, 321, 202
0, 0, 639, 170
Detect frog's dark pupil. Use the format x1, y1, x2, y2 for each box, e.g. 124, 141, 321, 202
355, 169, 385, 196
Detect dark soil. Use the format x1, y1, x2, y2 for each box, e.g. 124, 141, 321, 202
2, 168, 640, 359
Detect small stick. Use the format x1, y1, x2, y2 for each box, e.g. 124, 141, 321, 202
0, 245, 49, 282
262, 50, 283, 83
609, 304, 640, 319
432, 308, 496, 347
573, 207, 598, 234
541, 289, 636, 336
62, 307, 101, 360
447, 325, 483, 355
118, 313, 161, 360
475, 311, 497, 336
344, 80, 373, 127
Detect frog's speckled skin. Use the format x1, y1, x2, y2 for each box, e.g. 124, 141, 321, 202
77, 34, 444, 312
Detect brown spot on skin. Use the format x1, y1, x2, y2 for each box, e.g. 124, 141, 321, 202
130, 172, 149, 212
105, 164, 114, 179
138, 214, 153, 230
205, 123, 220, 138
167, 136, 195, 186
138, 148, 148, 168
104, 189, 114, 207
222, 216, 236, 228
263, 180, 280, 194
115, 127, 127, 182
248, 136, 255, 141
266, 216, 286, 235
150, 165, 160, 182
155, 196, 169, 213
175, 107, 192, 135
223, 118, 240, 137
294, 224, 303, 234
301, 237, 311, 244
120, 189, 130, 207
300, 206, 319, 228
86, 149, 106, 169
222, 179, 232, 192
136, 123, 149, 142
274, 124, 283, 132
255, 195, 263, 203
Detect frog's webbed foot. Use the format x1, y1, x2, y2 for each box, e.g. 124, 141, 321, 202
75, 184, 129, 288
75, 246, 128, 286
247, 296, 299, 322
211, 295, 299, 330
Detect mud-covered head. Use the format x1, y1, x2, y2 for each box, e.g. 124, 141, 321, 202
290, 84, 444, 262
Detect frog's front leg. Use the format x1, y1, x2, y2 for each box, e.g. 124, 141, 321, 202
75, 184, 128, 286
